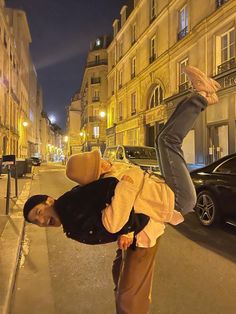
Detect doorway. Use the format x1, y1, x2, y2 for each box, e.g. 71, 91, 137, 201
208, 124, 228, 163
146, 122, 164, 147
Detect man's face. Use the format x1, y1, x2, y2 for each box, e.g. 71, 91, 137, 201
27, 197, 61, 227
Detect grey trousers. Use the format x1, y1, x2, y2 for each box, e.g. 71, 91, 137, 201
156, 93, 208, 214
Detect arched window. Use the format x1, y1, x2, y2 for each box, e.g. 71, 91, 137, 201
149, 85, 163, 108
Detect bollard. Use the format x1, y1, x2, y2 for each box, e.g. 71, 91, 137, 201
14, 164, 18, 198
5, 165, 11, 215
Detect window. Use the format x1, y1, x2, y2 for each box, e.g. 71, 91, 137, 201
131, 23, 136, 44
118, 70, 123, 89
118, 101, 123, 121
95, 55, 100, 64
150, 85, 163, 108
131, 92, 136, 115
92, 90, 100, 102
93, 126, 99, 139
118, 41, 123, 60
215, 157, 236, 174
216, 0, 229, 9
179, 58, 189, 92
218, 28, 235, 73
131, 57, 136, 79
150, 0, 156, 22
111, 77, 115, 95
178, 5, 188, 40
150, 36, 156, 63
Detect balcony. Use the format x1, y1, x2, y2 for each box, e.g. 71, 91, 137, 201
177, 26, 188, 41
92, 97, 100, 102
149, 54, 156, 64
179, 82, 189, 93
88, 116, 100, 123
216, 0, 229, 8
218, 58, 236, 74
87, 59, 107, 68
91, 77, 101, 84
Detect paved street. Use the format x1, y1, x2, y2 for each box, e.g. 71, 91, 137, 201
10, 163, 236, 314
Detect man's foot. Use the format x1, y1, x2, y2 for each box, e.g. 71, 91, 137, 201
184, 66, 221, 94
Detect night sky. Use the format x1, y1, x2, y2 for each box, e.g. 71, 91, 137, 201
6, 0, 127, 130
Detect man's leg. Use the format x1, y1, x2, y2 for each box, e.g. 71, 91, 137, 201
113, 239, 160, 314
156, 93, 208, 214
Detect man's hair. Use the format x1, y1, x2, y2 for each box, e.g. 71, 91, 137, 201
23, 194, 48, 222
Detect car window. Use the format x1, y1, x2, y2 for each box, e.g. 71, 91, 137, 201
116, 147, 124, 160
124, 147, 157, 160
214, 157, 236, 174
104, 148, 116, 160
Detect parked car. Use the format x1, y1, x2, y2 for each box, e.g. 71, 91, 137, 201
30, 157, 41, 166
103, 145, 159, 173
190, 153, 236, 227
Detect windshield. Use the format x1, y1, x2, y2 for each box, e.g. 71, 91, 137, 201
124, 147, 157, 160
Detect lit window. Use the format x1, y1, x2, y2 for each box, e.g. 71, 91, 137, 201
221, 28, 235, 63
178, 5, 188, 40
179, 58, 189, 85
93, 126, 99, 138
150, 85, 163, 108
96, 38, 101, 46
131, 92, 136, 115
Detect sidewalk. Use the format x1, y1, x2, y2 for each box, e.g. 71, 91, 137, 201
0, 173, 33, 314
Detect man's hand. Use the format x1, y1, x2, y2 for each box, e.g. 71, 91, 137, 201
117, 234, 134, 250
121, 175, 134, 184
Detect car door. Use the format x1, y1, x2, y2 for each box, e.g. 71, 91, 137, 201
213, 156, 236, 217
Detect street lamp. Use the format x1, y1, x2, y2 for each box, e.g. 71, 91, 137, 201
99, 111, 106, 118
22, 121, 28, 127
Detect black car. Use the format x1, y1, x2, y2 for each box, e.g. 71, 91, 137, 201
30, 157, 41, 166
190, 153, 236, 227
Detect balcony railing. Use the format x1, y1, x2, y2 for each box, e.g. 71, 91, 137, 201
87, 59, 107, 67
149, 54, 156, 64
92, 97, 100, 102
106, 125, 116, 136
88, 116, 100, 122
177, 26, 188, 41
91, 77, 101, 84
179, 82, 189, 93
216, 0, 229, 8
217, 58, 236, 74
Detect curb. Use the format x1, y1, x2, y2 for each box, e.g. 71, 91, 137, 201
0, 176, 33, 314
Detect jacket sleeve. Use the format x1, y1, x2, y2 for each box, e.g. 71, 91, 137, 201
101, 179, 140, 233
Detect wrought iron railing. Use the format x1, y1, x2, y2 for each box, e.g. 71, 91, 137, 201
217, 58, 236, 74
177, 26, 188, 41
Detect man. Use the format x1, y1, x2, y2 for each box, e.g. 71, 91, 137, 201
23, 66, 220, 313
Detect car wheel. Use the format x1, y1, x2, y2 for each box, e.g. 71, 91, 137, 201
195, 190, 221, 227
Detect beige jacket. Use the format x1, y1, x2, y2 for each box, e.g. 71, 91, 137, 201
102, 163, 183, 247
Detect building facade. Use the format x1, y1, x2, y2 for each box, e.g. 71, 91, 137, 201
106, 0, 236, 165
66, 91, 83, 155
80, 35, 110, 153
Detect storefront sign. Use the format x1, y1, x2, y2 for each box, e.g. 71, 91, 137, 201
218, 72, 236, 89
145, 105, 165, 124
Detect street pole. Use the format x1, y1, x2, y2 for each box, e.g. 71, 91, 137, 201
5, 165, 11, 215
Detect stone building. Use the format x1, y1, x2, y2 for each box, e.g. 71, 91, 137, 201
66, 90, 83, 155
80, 35, 110, 153
106, 0, 235, 165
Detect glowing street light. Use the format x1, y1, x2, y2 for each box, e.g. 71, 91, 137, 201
64, 136, 68, 142
99, 111, 106, 118
79, 131, 84, 137
22, 121, 28, 127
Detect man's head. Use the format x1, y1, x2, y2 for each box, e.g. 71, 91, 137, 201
23, 194, 61, 227
66, 150, 112, 185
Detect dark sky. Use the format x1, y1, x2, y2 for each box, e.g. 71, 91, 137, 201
6, 0, 127, 130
